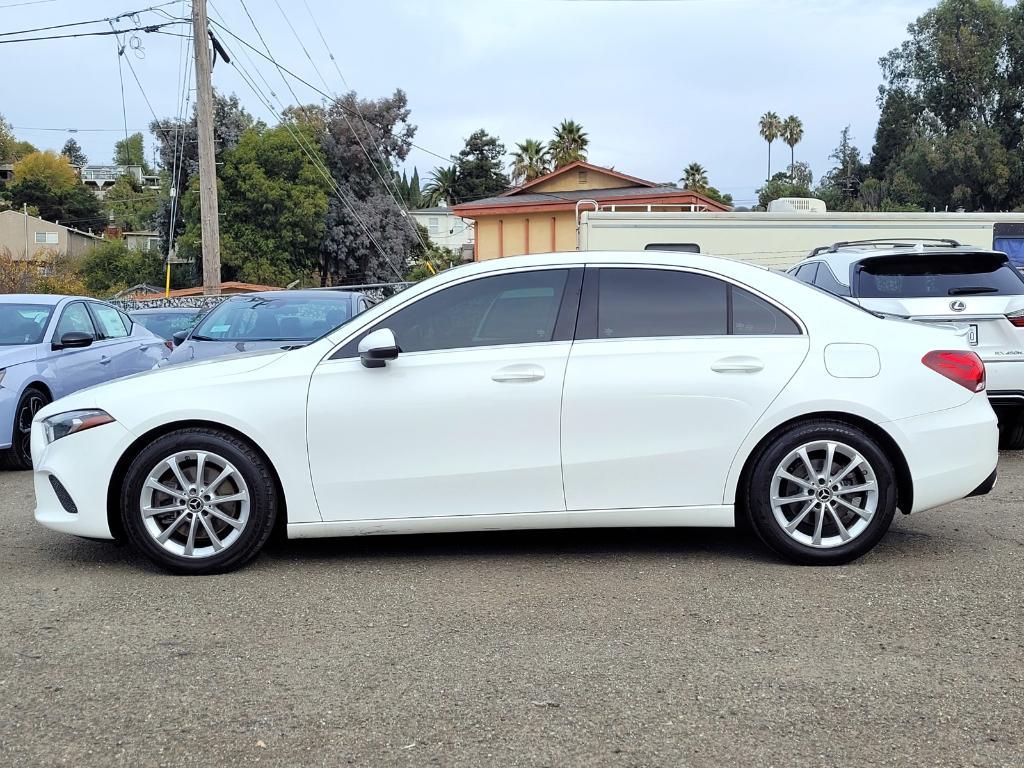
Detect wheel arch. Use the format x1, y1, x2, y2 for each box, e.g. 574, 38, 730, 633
733, 411, 913, 517
23, 380, 53, 401
106, 419, 288, 541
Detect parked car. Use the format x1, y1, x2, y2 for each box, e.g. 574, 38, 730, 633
0, 294, 167, 470
130, 307, 206, 349
164, 290, 372, 365
33, 252, 997, 573
787, 239, 1024, 447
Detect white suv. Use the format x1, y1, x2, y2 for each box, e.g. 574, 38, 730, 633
788, 239, 1024, 448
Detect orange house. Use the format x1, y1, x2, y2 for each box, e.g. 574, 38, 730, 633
452, 160, 730, 261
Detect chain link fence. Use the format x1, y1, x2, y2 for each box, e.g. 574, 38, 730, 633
108, 282, 414, 312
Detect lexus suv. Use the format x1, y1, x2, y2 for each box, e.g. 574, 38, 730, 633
788, 239, 1024, 448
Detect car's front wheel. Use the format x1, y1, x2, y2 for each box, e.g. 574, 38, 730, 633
120, 428, 278, 574
744, 420, 898, 565
0, 387, 50, 471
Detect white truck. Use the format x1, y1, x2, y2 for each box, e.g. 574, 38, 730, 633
576, 204, 1024, 270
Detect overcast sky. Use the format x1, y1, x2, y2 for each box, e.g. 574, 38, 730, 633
2, 0, 934, 206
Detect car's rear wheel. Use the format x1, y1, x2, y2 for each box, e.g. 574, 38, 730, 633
745, 420, 898, 565
120, 428, 278, 574
997, 417, 1024, 450
0, 387, 49, 471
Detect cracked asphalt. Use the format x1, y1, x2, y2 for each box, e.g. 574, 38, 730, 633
1, 454, 1022, 767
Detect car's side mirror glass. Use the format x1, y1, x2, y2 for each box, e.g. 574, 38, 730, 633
172, 330, 189, 347
358, 328, 400, 369
54, 331, 94, 350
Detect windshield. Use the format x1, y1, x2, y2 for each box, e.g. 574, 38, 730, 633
190, 295, 354, 342
133, 311, 204, 340
0, 304, 53, 345
857, 253, 1024, 298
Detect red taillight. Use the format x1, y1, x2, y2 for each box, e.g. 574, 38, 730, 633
1007, 314, 1024, 328
922, 350, 985, 392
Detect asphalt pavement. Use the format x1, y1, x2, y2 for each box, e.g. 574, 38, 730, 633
1, 455, 1022, 767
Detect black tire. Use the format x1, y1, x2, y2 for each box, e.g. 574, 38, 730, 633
998, 418, 1024, 450
744, 419, 898, 565
0, 387, 49, 471
120, 428, 278, 574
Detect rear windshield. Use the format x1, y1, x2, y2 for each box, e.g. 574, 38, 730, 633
856, 253, 1024, 298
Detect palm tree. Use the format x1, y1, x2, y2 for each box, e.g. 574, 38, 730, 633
510, 139, 551, 185
680, 162, 709, 192
423, 165, 458, 206
550, 119, 589, 168
781, 115, 804, 178
759, 111, 782, 181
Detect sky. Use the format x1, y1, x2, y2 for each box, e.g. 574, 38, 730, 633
1, 0, 936, 207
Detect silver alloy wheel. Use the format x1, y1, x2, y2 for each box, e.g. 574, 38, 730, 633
139, 450, 250, 559
769, 440, 878, 549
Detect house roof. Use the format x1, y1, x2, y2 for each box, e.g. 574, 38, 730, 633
0, 208, 102, 239
501, 160, 657, 197
411, 206, 459, 215
453, 185, 730, 217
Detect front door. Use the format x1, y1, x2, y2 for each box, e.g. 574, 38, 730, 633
561, 266, 809, 510
46, 301, 106, 395
307, 268, 581, 521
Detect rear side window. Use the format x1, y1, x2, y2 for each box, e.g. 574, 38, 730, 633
814, 263, 850, 296
596, 268, 799, 339
857, 253, 1024, 298
793, 262, 819, 283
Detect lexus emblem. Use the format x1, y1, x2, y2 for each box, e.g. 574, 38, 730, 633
950, 300, 966, 312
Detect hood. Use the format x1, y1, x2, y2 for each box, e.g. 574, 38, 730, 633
166, 339, 304, 365
0, 344, 39, 370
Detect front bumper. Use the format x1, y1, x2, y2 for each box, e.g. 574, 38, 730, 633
32, 418, 134, 540
884, 393, 999, 513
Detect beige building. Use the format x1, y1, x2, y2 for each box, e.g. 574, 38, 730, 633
0, 209, 101, 261
453, 161, 731, 261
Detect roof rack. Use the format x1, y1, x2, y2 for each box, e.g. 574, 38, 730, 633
809, 238, 962, 258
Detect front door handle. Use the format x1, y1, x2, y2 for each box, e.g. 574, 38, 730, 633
99, 355, 112, 365
492, 364, 545, 383
711, 356, 764, 374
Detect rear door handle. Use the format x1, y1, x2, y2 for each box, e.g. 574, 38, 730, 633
492, 364, 545, 383
711, 356, 764, 373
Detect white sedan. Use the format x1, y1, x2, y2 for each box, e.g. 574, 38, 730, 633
32, 252, 998, 574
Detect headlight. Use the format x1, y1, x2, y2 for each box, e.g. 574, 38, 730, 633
42, 409, 115, 444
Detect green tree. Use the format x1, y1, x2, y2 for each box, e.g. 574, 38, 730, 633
758, 111, 782, 181
0, 114, 14, 163
104, 174, 158, 232
60, 138, 88, 167
868, 89, 919, 178
13, 151, 78, 191
7, 151, 106, 231
78, 238, 163, 294
113, 132, 153, 174
178, 123, 331, 286
815, 127, 868, 210
680, 162, 709, 191
510, 139, 550, 185
757, 162, 813, 209
423, 165, 458, 206
549, 120, 588, 168
781, 115, 804, 176
452, 129, 509, 203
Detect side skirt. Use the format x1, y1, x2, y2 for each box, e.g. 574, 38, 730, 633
287, 505, 734, 539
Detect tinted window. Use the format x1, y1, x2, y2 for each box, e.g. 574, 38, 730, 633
732, 287, 800, 335
598, 269, 727, 338
814, 263, 850, 296
55, 303, 95, 339
375, 270, 568, 354
132, 311, 203, 339
90, 303, 129, 338
0, 303, 53, 345
856, 253, 1024, 298
644, 243, 701, 253
192, 296, 354, 341
794, 262, 819, 283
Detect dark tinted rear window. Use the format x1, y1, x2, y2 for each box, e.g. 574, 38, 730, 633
856, 253, 1024, 298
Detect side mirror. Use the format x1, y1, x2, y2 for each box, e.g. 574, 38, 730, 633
358, 328, 400, 369
53, 331, 94, 351
172, 330, 189, 347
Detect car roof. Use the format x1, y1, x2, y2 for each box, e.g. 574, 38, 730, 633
224, 289, 361, 300
0, 294, 81, 305
793, 244, 1002, 276
129, 306, 204, 315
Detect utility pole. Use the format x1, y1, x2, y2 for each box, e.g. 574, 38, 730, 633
192, 0, 221, 295
23, 203, 29, 259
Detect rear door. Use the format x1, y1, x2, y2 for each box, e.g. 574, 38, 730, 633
560, 266, 809, 511
853, 252, 1024, 364
86, 301, 141, 380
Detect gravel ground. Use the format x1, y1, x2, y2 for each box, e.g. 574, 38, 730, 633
1, 455, 1022, 768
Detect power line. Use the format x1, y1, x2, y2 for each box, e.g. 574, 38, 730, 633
0, 0, 58, 8
0, 2, 180, 36
0, 21, 186, 44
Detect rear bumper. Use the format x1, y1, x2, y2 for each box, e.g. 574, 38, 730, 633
968, 468, 998, 497
883, 394, 999, 513
983, 359, 1024, 394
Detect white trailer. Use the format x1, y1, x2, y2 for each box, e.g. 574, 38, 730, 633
577, 207, 1024, 269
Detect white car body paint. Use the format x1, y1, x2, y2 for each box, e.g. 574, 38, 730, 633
32, 251, 998, 547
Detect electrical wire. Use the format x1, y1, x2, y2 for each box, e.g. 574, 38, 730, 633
0, 21, 186, 44
0, 2, 180, 36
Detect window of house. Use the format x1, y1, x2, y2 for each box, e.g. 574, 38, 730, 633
596, 268, 798, 339
428, 217, 440, 235
578, 170, 588, 185
34, 232, 59, 245
359, 270, 569, 354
